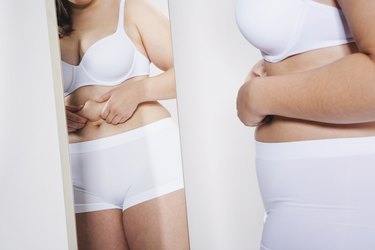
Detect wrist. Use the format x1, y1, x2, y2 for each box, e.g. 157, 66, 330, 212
131, 79, 149, 104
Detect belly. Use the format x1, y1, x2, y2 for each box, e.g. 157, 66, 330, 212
65, 78, 171, 143
255, 43, 375, 142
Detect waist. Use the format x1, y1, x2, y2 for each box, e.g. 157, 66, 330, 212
256, 42, 374, 142
68, 117, 177, 152
65, 79, 171, 143
255, 116, 375, 143
256, 128, 375, 160
69, 101, 170, 143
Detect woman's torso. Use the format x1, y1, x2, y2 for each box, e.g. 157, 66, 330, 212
254, 0, 375, 143
60, 0, 170, 143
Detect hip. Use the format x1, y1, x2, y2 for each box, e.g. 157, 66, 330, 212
256, 133, 375, 250
255, 133, 375, 209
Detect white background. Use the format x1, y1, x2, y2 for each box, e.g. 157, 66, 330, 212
0, 0, 76, 249
169, 0, 265, 249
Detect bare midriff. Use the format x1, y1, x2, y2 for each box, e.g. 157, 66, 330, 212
255, 42, 375, 143
65, 75, 171, 144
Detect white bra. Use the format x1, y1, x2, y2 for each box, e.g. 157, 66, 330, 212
61, 0, 150, 96
235, 0, 354, 63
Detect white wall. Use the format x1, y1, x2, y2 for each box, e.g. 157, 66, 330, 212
169, 0, 265, 249
0, 1, 76, 249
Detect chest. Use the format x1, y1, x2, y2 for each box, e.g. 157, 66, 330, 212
59, 21, 143, 66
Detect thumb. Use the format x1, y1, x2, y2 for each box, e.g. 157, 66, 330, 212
96, 92, 111, 103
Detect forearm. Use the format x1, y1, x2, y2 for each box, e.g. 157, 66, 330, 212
138, 67, 176, 103
258, 53, 375, 124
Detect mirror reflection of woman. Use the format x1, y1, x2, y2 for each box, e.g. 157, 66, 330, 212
55, 0, 189, 249
236, 0, 375, 249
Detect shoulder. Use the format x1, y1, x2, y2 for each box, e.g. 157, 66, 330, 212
125, 0, 153, 16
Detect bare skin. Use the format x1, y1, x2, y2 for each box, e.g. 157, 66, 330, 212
75, 190, 189, 250
59, 0, 189, 249
237, 0, 375, 143
65, 77, 171, 143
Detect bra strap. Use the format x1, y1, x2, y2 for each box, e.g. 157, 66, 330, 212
117, 0, 126, 32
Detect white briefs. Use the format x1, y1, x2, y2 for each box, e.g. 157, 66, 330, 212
68, 118, 185, 213
256, 136, 375, 250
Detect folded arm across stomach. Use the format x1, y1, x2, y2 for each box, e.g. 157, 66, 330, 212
65, 84, 170, 143
256, 43, 375, 143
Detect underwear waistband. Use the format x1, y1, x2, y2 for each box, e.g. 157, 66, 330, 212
255, 135, 375, 160
68, 117, 177, 153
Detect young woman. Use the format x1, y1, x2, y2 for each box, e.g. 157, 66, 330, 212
236, 0, 375, 249
55, 0, 189, 249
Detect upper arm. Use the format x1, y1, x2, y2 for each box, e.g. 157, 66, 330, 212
128, 0, 173, 71
338, 0, 375, 61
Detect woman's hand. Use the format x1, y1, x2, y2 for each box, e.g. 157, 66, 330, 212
245, 59, 266, 82
65, 105, 88, 132
237, 60, 271, 127
75, 100, 105, 122
95, 81, 143, 125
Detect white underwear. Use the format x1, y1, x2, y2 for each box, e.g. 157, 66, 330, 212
256, 136, 375, 250
68, 118, 185, 213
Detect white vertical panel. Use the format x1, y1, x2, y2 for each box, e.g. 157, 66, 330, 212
0, 0, 77, 249
149, 0, 179, 123
169, 0, 264, 249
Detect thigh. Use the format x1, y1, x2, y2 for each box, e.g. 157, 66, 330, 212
76, 209, 129, 250
122, 189, 190, 250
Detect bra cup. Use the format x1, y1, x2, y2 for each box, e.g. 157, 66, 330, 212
287, 6, 354, 57
235, 0, 306, 58
132, 51, 150, 74
235, 0, 354, 62
80, 33, 136, 83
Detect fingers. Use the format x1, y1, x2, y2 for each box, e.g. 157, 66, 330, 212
111, 115, 122, 125
114, 115, 131, 125
100, 102, 111, 120
119, 117, 127, 124
96, 92, 111, 103
106, 112, 117, 124
253, 60, 266, 77
65, 105, 88, 132
100, 101, 127, 124
106, 111, 130, 125
66, 109, 88, 124
66, 116, 86, 132
66, 104, 84, 112
98, 95, 135, 125
245, 71, 258, 82
102, 105, 131, 125
67, 122, 85, 132
246, 60, 266, 82
67, 115, 86, 132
